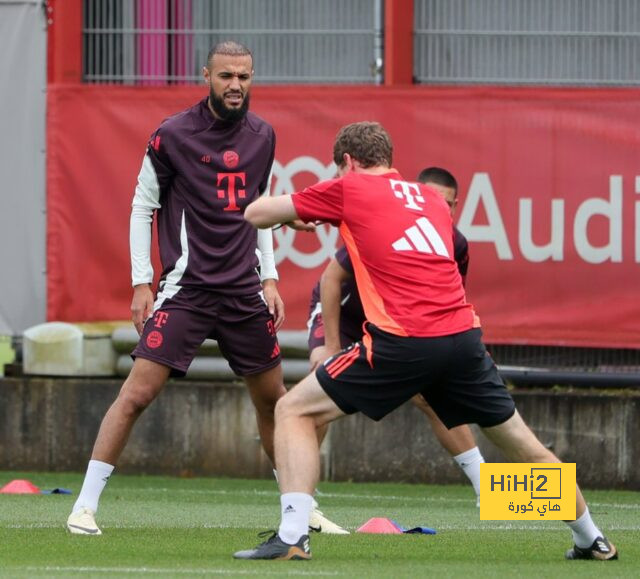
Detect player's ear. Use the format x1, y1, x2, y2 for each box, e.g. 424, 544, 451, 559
202, 66, 210, 84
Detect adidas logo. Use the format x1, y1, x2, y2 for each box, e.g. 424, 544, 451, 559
303, 538, 310, 552
392, 217, 450, 257
284, 504, 296, 514
596, 539, 609, 552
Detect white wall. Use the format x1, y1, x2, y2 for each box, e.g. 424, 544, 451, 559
0, 0, 47, 334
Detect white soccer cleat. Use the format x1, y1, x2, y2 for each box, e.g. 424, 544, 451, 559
309, 507, 350, 535
67, 507, 102, 535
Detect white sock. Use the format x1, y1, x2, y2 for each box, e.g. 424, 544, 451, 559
453, 446, 484, 497
72, 459, 114, 514
566, 507, 602, 548
278, 492, 313, 545
275, 469, 320, 509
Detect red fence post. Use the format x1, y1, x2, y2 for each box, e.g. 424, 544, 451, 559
384, 0, 414, 86
47, 0, 83, 83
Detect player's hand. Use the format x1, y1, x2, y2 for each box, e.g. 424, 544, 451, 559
131, 284, 154, 335
262, 279, 285, 331
310, 344, 341, 371
278, 219, 316, 232
310, 345, 330, 371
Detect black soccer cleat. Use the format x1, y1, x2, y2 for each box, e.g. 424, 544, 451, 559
233, 531, 311, 560
565, 536, 618, 561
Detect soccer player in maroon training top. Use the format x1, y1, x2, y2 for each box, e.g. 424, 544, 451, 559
235, 122, 617, 561
66, 41, 341, 536
307, 168, 485, 505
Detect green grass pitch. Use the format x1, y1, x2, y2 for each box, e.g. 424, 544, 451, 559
0, 471, 637, 577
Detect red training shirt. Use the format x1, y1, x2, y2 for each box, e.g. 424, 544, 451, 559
292, 171, 477, 337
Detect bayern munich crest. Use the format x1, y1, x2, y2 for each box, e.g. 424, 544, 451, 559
223, 150, 240, 168
146, 331, 163, 349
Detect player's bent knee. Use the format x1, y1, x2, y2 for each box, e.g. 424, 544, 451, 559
252, 395, 279, 418
274, 395, 292, 420
117, 385, 160, 415
248, 382, 283, 414
274, 394, 305, 422
245, 373, 286, 405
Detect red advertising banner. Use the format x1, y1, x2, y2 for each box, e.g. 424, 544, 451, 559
47, 85, 640, 347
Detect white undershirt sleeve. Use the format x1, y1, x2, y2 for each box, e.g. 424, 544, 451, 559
256, 171, 278, 282
130, 154, 162, 287
257, 228, 278, 281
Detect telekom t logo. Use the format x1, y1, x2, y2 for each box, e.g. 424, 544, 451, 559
153, 311, 169, 328
217, 172, 246, 211
390, 180, 425, 211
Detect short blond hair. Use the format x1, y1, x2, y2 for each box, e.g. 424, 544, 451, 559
333, 122, 393, 168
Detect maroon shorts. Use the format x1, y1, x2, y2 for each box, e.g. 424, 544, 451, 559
307, 306, 364, 352
307, 309, 326, 351
133, 287, 281, 377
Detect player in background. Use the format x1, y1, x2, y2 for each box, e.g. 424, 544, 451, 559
235, 121, 617, 561
307, 167, 484, 506
66, 41, 341, 536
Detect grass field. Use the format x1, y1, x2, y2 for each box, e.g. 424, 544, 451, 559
0, 471, 637, 578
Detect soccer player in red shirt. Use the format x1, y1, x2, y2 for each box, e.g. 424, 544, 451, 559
308, 168, 484, 505
235, 122, 617, 562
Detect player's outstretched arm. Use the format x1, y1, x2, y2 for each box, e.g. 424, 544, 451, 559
245, 195, 299, 228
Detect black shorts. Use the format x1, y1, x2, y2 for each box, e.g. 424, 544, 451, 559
316, 324, 515, 428
133, 287, 281, 377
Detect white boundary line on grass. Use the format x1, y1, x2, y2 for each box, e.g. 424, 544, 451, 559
437, 523, 640, 531
7, 522, 640, 531
25, 566, 340, 576
114, 487, 640, 510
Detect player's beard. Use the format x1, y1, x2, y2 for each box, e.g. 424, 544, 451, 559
209, 88, 250, 123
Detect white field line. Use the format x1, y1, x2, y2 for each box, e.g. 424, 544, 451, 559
436, 523, 640, 531
6, 522, 640, 531
23, 567, 340, 577
588, 502, 640, 510
110, 487, 640, 510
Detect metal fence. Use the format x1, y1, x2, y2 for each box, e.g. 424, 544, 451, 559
414, 0, 640, 85
83, 0, 383, 84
